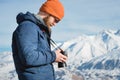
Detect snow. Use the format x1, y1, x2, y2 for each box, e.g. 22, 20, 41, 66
0, 52, 18, 80
0, 29, 120, 80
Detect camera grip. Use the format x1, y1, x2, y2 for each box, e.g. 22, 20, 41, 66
58, 50, 67, 68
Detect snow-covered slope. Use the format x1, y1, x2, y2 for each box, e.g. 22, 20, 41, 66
0, 52, 18, 80
61, 29, 120, 66
56, 29, 120, 80
0, 29, 120, 80
78, 48, 120, 70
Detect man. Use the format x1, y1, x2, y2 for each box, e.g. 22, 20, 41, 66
12, 0, 67, 80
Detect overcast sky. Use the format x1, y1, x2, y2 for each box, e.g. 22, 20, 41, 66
0, 0, 120, 51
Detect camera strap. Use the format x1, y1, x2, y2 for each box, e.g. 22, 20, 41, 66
45, 34, 67, 67
46, 34, 84, 79
50, 38, 62, 50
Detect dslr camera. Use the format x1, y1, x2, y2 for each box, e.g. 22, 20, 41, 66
58, 49, 67, 68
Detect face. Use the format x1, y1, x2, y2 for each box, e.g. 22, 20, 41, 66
43, 15, 60, 28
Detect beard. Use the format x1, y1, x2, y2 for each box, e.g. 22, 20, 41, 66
43, 16, 52, 31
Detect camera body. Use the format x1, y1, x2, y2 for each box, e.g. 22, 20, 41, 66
58, 50, 67, 68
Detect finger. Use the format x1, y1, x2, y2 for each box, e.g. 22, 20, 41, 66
62, 55, 67, 60
56, 49, 61, 52
60, 58, 67, 62
59, 58, 63, 62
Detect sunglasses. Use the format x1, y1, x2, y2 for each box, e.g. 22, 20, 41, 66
54, 17, 60, 23
49, 15, 60, 23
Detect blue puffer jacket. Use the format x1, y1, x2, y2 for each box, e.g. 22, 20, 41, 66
12, 12, 56, 80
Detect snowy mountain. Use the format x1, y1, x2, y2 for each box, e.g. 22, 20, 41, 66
55, 29, 120, 80
76, 49, 120, 80
78, 49, 120, 70
0, 52, 18, 80
0, 29, 120, 80
60, 29, 120, 66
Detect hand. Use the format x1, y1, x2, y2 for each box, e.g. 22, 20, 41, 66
55, 49, 67, 63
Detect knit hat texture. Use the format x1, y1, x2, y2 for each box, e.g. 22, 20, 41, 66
40, 0, 64, 20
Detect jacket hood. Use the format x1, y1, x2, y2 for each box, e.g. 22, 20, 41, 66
16, 12, 51, 37
16, 12, 38, 25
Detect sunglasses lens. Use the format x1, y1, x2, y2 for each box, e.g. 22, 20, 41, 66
55, 19, 59, 23
54, 17, 60, 23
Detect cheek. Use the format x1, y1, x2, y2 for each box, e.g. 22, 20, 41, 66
49, 17, 55, 23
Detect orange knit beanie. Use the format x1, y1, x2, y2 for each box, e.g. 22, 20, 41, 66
40, 0, 64, 20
